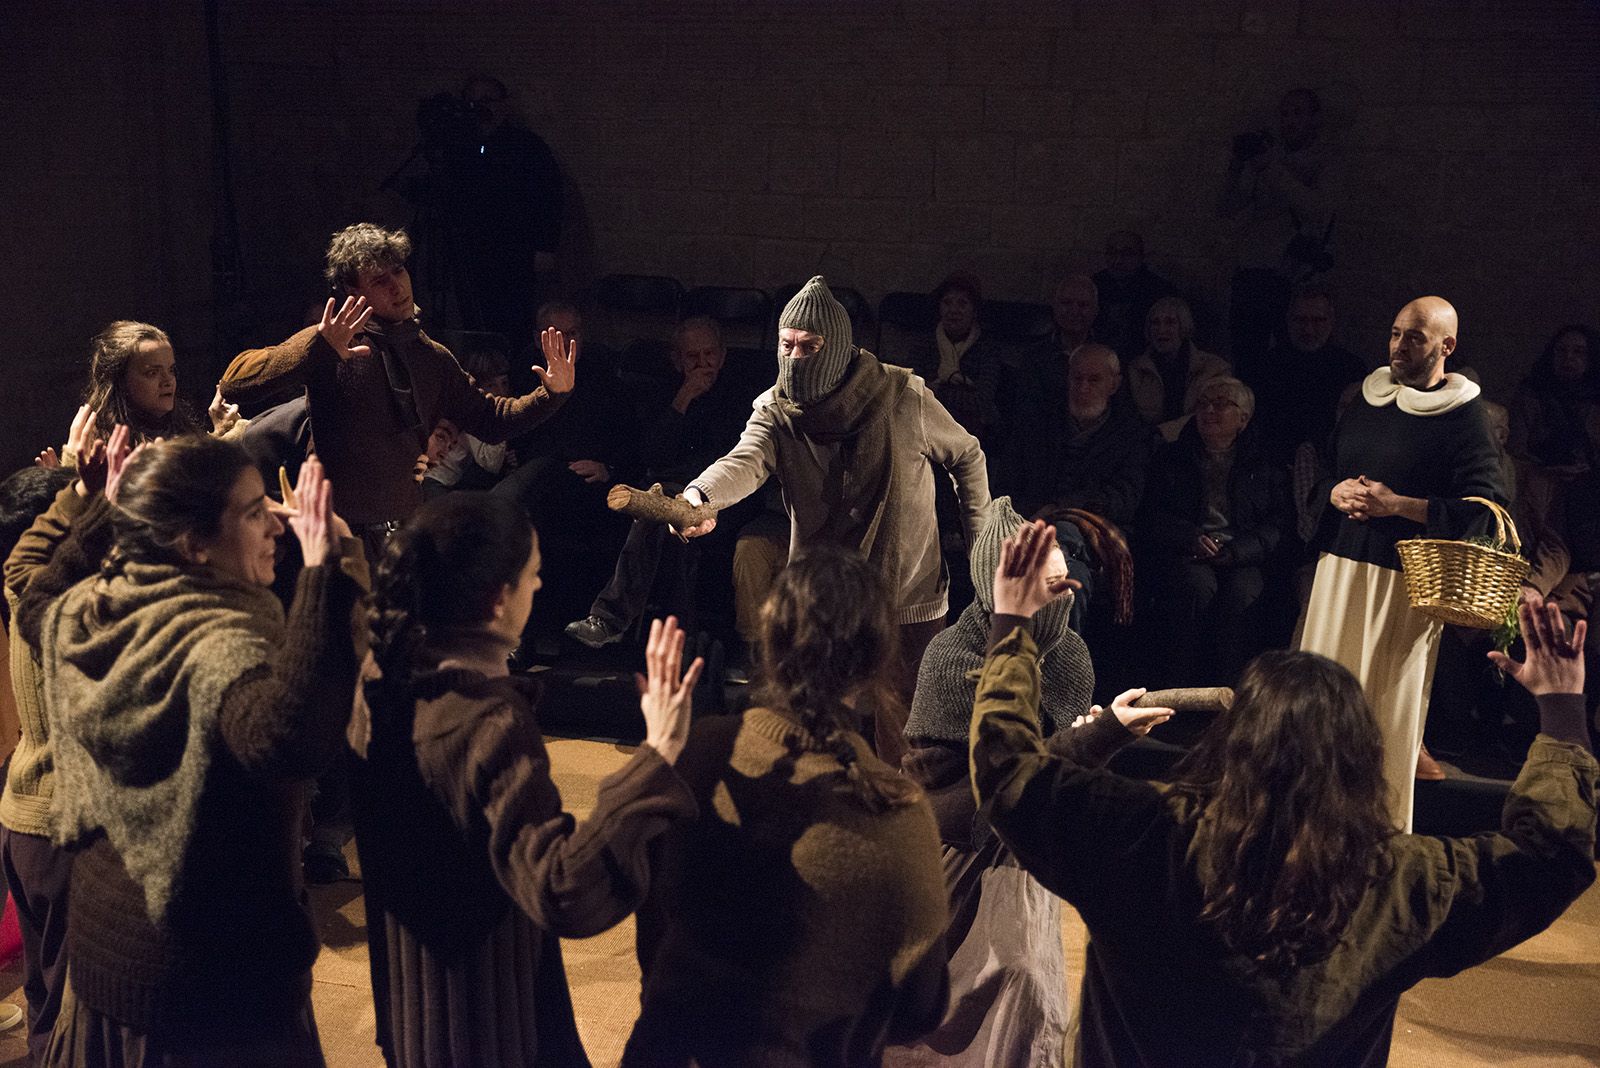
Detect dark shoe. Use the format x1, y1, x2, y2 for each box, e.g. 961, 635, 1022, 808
1415, 744, 1447, 782
303, 841, 350, 884
565, 614, 623, 649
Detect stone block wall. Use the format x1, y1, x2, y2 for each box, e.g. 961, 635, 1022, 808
6, 0, 1598, 471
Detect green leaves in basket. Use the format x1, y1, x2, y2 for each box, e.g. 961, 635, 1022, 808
1491, 598, 1520, 656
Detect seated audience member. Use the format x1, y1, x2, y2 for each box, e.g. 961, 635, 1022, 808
972, 520, 1596, 1068
1250, 285, 1367, 463
995, 342, 1154, 630
349, 494, 698, 1067
0, 463, 75, 1060
1092, 230, 1180, 362
1124, 296, 1231, 428
1137, 377, 1288, 686
889, 499, 1168, 1067
499, 301, 635, 520
1508, 324, 1600, 475
993, 274, 1099, 433
32, 444, 363, 1064
422, 345, 518, 497
899, 272, 1006, 436
564, 316, 752, 648
219, 223, 574, 559
997, 343, 1154, 529
624, 546, 949, 1066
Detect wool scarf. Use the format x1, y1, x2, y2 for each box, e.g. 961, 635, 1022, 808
42, 561, 285, 923
782, 350, 907, 592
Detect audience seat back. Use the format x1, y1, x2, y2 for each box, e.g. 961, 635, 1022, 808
684, 287, 773, 352
984, 300, 1054, 346
590, 274, 685, 352
876, 291, 936, 365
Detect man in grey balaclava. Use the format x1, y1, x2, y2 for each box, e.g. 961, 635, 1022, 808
680, 276, 991, 764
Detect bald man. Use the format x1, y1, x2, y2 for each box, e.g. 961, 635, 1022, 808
1298, 297, 1507, 831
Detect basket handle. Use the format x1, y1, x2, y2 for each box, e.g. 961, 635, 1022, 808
1461, 495, 1521, 555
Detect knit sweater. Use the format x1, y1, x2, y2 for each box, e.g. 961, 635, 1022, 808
46, 562, 361, 1038
971, 623, 1597, 1067
0, 485, 90, 836
690, 354, 990, 624
348, 633, 697, 1068
220, 322, 565, 525
625, 706, 950, 1066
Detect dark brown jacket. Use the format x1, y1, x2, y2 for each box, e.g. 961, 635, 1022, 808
349, 636, 695, 1067
972, 624, 1598, 1068
220, 325, 564, 524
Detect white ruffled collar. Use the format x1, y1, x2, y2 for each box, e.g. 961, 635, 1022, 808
1360, 367, 1479, 416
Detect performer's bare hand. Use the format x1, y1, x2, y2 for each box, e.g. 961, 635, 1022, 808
1488, 596, 1586, 696
534, 327, 577, 395
1331, 477, 1367, 519
1101, 688, 1174, 736
674, 486, 718, 539
568, 459, 610, 484
994, 519, 1079, 619
319, 296, 374, 360
636, 615, 703, 765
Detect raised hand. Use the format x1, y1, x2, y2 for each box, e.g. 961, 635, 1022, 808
993, 519, 1077, 619
635, 615, 703, 765
533, 326, 577, 395
34, 447, 58, 469
317, 296, 374, 360
1488, 595, 1586, 697
208, 387, 241, 436
286, 456, 335, 568
102, 426, 137, 505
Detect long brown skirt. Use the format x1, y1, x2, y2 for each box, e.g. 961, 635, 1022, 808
43, 976, 325, 1068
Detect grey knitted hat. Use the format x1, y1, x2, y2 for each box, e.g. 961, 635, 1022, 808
970, 497, 1024, 613
970, 496, 1072, 648
776, 276, 854, 403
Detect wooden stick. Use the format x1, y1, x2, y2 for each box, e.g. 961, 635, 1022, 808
1134, 687, 1233, 712
606, 483, 718, 529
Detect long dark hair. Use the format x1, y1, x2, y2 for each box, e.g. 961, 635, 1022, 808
368, 493, 533, 688
83, 321, 200, 442
754, 545, 919, 812
1169, 650, 1395, 973
1524, 323, 1600, 397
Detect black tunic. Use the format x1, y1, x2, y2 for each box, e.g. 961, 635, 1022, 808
1316, 393, 1507, 570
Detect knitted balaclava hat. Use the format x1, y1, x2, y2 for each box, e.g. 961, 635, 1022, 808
776, 276, 854, 404
970, 497, 1071, 650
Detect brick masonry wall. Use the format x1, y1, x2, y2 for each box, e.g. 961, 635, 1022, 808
2, 0, 215, 473
6, 0, 1598, 471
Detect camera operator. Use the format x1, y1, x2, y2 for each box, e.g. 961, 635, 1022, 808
402, 77, 562, 352
1219, 87, 1341, 385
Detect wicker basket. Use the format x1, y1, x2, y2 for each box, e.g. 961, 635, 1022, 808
1395, 496, 1529, 629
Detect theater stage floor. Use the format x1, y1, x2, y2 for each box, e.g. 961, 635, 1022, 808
1, 735, 1595, 1067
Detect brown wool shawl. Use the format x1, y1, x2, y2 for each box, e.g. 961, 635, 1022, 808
780, 350, 907, 590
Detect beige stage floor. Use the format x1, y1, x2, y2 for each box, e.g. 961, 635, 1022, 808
0, 735, 1596, 1066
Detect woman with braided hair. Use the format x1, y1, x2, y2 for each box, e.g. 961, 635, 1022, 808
624, 544, 951, 1067
35, 440, 363, 1065
347, 492, 701, 1068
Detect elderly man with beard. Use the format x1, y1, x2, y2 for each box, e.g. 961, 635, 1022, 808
1299, 296, 1506, 831
678, 276, 990, 764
